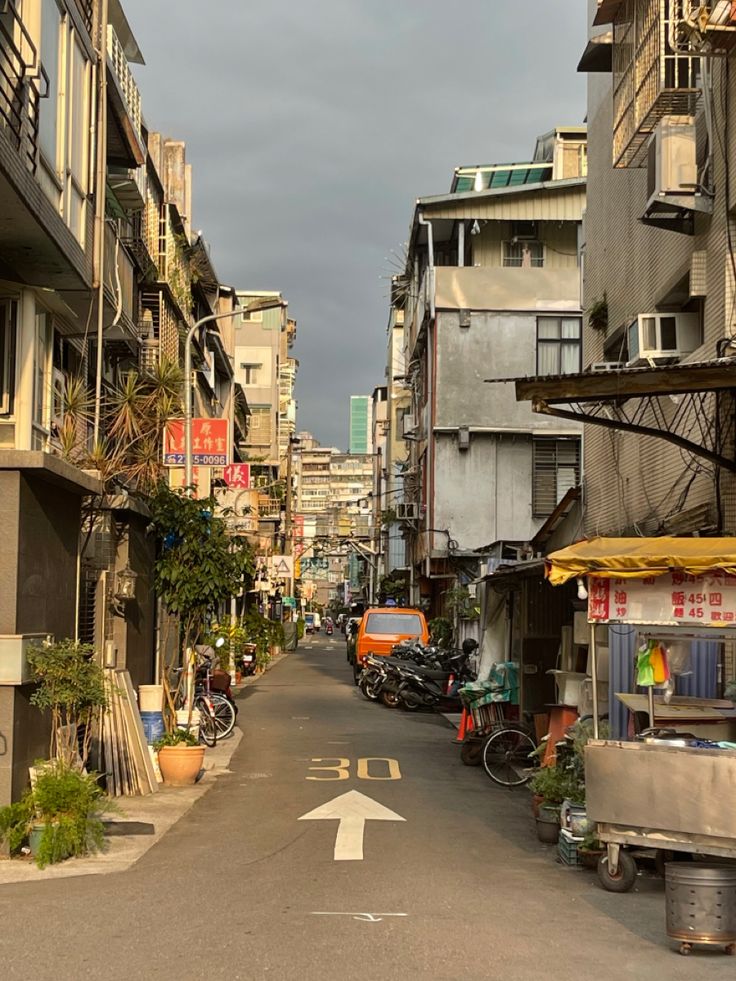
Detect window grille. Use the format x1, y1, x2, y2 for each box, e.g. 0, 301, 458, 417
503, 241, 544, 268
532, 438, 581, 518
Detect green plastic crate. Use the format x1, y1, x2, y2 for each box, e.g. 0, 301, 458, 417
558, 828, 584, 867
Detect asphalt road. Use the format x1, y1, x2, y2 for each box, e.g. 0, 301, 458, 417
0, 637, 734, 980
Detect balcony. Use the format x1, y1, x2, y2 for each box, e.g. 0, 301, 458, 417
0, 6, 44, 175
610, 0, 700, 167
433, 266, 581, 312
106, 25, 145, 167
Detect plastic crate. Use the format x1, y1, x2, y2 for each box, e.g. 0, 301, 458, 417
558, 828, 584, 867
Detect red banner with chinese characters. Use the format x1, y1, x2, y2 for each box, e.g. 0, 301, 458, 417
223, 464, 250, 488
588, 570, 736, 626
163, 419, 229, 467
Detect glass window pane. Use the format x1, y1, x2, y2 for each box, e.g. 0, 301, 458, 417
39, 0, 60, 165
560, 342, 580, 374
537, 318, 560, 339
660, 316, 678, 350
70, 39, 87, 185
538, 343, 559, 375
561, 317, 581, 339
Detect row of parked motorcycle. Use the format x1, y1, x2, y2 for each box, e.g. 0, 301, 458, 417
353, 637, 479, 711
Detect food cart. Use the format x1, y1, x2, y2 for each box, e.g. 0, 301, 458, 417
545, 538, 736, 899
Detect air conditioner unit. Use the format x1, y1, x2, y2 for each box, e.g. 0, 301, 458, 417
396, 502, 418, 521
402, 413, 417, 437
589, 361, 626, 372
646, 116, 697, 203
626, 312, 702, 367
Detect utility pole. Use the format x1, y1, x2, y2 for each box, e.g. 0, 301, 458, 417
283, 434, 299, 607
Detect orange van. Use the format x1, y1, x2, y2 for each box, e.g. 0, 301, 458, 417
353, 607, 429, 680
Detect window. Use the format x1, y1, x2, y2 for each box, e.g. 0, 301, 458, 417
503, 241, 544, 268
33, 312, 52, 437
241, 309, 263, 323
364, 613, 423, 636
532, 438, 581, 518
66, 36, 90, 243
239, 362, 262, 385
0, 300, 17, 415
537, 316, 582, 375
39, 0, 61, 168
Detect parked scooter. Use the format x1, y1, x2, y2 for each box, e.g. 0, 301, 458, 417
390, 639, 478, 711
325, 623, 334, 636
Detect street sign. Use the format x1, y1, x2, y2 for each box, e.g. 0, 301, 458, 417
283, 596, 296, 609
223, 463, 250, 488
164, 418, 229, 467
270, 555, 294, 578
298, 790, 405, 861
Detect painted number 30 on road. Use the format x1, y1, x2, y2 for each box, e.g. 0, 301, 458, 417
306, 758, 401, 781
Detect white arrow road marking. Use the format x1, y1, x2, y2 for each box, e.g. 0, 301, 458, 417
298, 789, 405, 860
311, 912, 408, 923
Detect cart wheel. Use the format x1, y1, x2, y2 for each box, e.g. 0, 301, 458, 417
460, 740, 482, 766
678, 943, 692, 956
597, 852, 637, 893
725, 943, 735, 956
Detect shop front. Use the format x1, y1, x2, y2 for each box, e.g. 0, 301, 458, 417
546, 537, 736, 894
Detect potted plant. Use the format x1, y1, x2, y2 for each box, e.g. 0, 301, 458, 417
529, 765, 583, 843
587, 294, 608, 332
578, 832, 605, 869
154, 729, 204, 786
0, 760, 111, 868
27, 638, 107, 769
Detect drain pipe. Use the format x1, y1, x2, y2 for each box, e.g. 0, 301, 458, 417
92, 0, 109, 445
418, 213, 436, 576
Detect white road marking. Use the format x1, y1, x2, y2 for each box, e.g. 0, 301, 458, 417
298, 789, 405, 861
311, 912, 408, 923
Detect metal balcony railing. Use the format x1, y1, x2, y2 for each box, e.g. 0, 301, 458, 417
0, 4, 46, 174
107, 24, 142, 145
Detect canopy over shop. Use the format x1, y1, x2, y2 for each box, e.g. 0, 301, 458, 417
545, 537, 736, 887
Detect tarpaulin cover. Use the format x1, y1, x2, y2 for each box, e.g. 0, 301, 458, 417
545, 537, 736, 586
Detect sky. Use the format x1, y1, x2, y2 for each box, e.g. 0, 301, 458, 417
122, 1, 588, 450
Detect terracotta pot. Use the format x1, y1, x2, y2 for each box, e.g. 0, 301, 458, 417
235, 670, 242, 684
531, 793, 545, 819
157, 745, 205, 786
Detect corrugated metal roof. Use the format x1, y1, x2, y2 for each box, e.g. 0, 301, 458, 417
493, 356, 736, 403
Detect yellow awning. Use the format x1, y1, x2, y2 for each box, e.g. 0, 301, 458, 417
545, 537, 736, 586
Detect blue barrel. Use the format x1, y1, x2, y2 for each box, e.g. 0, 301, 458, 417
140, 710, 165, 744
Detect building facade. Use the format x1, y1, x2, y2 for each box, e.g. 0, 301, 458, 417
349, 394, 372, 454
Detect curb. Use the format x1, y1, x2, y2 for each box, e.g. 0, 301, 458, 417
0, 728, 243, 886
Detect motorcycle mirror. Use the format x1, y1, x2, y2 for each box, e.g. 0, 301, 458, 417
215, 637, 226, 648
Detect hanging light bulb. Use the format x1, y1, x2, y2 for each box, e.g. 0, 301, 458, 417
576, 577, 588, 601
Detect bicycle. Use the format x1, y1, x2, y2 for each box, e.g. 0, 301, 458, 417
170, 665, 219, 748
459, 692, 539, 787
194, 654, 237, 740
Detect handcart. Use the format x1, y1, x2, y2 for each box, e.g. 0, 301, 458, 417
458, 663, 538, 786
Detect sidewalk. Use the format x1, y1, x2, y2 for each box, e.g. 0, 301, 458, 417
0, 647, 293, 885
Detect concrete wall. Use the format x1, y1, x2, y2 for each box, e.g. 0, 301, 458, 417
111, 511, 156, 690
433, 433, 539, 552
435, 310, 582, 434
0, 469, 84, 805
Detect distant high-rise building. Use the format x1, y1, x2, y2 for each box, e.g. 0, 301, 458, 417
349, 395, 372, 454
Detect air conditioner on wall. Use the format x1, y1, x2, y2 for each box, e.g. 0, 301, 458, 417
402, 413, 417, 437
626, 312, 702, 367
589, 361, 626, 372
396, 502, 418, 521
647, 116, 697, 202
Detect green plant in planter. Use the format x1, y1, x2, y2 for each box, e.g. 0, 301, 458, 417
27, 639, 107, 768
0, 760, 112, 868
428, 617, 452, 649
153, 729, 198, 749
296, 618, 305, 640
587, 294, 608, 332
529, 764, 584, 806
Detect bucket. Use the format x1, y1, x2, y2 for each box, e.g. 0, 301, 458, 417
665, 864, 736, 945
176, 708, 200, 740
140, 710, 165, 745
138, 685, 163, 713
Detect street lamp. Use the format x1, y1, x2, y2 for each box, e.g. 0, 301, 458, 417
184, 306, 257, 490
